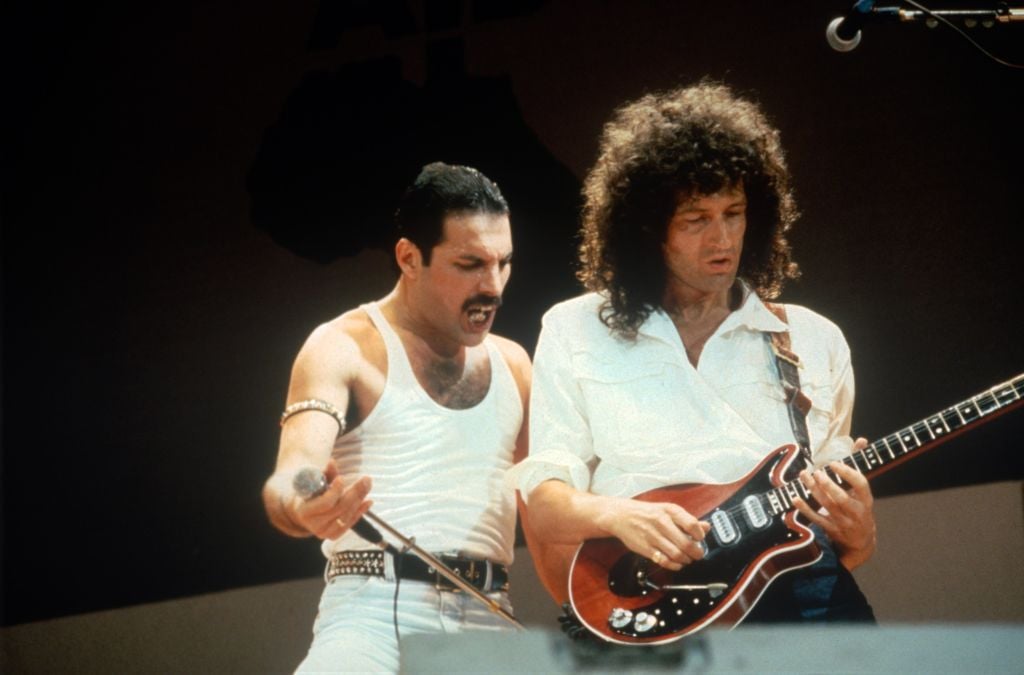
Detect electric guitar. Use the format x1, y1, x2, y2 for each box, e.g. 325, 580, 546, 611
568, 373, 1024, 644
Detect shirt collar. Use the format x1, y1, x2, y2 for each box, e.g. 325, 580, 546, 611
637, 280, 788, 344
718, 281, 789, 335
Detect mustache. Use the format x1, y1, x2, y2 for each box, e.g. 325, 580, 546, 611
462, 294, 503, 311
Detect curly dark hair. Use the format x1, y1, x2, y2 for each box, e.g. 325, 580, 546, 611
578, 82, 800, 338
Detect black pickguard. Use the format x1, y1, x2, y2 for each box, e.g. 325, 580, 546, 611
603, 447, 817, 639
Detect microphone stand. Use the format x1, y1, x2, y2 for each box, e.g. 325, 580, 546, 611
362, 510, 525, 631
871, 5, 1024, 25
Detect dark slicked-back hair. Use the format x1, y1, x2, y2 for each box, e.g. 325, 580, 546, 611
578, 82, 800, 338
394, 162, 508, 265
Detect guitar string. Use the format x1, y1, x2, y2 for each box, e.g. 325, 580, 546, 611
708, 379, 1021, 544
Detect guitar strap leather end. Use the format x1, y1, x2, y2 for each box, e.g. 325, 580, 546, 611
783, 382, 813, 418
765, 303, 814, 462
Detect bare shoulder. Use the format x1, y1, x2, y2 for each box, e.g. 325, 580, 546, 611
489, 333, 532, 385
293, 308, 382, 384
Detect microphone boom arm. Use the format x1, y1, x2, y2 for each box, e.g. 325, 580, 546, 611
890, 6, 1024, 24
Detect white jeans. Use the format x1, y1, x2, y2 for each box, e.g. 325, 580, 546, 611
296, 575, 515, 674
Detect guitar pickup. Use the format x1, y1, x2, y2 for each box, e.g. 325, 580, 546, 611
710, 509, 740, 547
741, 495, 771, 530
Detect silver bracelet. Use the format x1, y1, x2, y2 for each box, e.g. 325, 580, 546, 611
280, 399, 347, 436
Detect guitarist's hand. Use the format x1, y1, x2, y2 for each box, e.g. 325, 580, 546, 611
793, 437, 877, 570
601, 499, 711, 572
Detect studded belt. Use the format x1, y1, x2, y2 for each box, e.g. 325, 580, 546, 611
326, 550, 510, 593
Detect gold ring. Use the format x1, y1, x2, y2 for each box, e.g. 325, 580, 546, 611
651, 550, 664, 565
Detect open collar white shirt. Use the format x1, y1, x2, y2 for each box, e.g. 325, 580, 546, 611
514, 285, 855, 501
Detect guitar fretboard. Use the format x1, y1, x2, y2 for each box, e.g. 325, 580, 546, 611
764, 373, 1024, 515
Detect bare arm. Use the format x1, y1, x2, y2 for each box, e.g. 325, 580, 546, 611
262, 322, 373, 539
527, 479, 710, 572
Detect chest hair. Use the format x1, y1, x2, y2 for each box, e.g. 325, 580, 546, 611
420, 351, 491, 409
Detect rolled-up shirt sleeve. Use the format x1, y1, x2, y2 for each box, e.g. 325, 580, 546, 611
511, 307, 596, 502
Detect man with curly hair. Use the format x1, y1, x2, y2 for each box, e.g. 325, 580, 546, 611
515, 82, 876, 635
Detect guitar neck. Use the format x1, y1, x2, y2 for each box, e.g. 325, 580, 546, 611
768, 373, 1024, 513
844, 372, 1024, 480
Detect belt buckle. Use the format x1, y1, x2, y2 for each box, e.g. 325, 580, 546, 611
432, 557, 483, 592
430, 559, 455, 592
466, 559, 491, 591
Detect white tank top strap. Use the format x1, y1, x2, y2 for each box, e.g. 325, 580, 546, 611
361, 301, 419, 390
483, 337, 515, 398
362, 300, 512, 413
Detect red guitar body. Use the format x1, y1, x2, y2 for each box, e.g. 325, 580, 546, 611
569, 443, 818, 645
567, 372, 1024, 645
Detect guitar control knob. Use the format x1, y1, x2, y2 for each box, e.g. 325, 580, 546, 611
633, 612, 657, 632
609, 608, 633, 628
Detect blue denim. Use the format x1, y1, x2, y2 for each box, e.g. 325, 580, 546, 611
744, 524, 876, 624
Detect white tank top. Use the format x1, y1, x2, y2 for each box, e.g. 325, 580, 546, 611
322, 302, 523, 565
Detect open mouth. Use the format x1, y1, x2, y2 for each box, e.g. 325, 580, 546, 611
707, 255, 733, 269
463, 295, 502, 329
466, 305, 495, 326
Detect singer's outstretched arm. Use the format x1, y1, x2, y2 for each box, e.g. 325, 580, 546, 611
262, 316, 375, 538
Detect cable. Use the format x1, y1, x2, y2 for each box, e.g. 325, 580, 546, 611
392, 553, 403, 649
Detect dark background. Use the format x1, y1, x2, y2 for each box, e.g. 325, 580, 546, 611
3, 0, 1022, 626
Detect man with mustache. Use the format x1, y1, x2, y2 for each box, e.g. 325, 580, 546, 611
263, 162, 530, 672
515, 83, 877, 637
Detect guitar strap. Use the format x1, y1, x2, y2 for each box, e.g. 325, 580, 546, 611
764, 303, 814, 465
